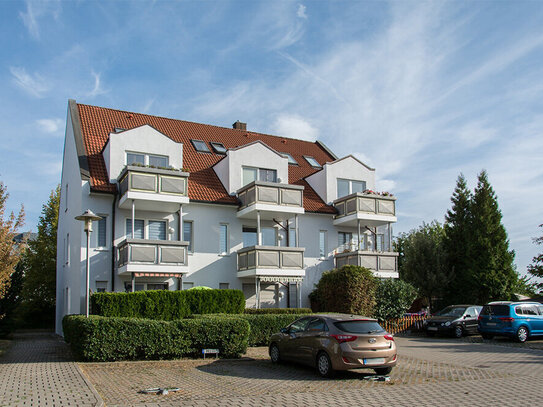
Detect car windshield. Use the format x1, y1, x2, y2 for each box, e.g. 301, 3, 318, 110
480, 305, 510, 316
435, 306, 467, 317
334, 320, 385, 334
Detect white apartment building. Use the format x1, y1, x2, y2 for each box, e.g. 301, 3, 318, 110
55, 100, 398, 334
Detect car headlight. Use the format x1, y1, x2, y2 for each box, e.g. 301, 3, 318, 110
444, 321, 451, 327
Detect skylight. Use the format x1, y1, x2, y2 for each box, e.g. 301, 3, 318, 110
304, 156, 321, 168
191, 139, 210, 153
281, 152, 298, 165
210, 142, 227, 154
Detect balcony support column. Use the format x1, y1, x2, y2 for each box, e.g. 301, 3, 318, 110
178, 204, 183, 241
255, 276, 261, 309
297, 281, 302, 308
294, 214, 299, 248
131, 200, 135, 239
131, 272, 135, 292
257, 211, 262, 245
388, 223, 392, 252
357, 219, 361, 251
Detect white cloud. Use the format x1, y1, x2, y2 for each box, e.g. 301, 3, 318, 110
19, 0, 61, 40
297, 4, 307, 19
36, 118, 63, 134
273, 114, 318, 141
9, 66, 50, 98
455, 120, 497, 149
87, 71, 108, 98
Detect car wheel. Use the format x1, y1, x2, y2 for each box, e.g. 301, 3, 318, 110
269, 343, 281, 363
316, 351, 334, 378
516, 326, 529, 343
453, 325, 463, 338
481, 333, 493, 340
374, 366, 392, 375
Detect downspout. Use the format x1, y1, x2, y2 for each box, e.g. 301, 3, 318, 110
110, 194, 117, 292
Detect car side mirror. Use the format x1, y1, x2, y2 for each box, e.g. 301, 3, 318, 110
280, 328, 288, 334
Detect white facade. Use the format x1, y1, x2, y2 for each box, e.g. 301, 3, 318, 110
56, 101, 399, 335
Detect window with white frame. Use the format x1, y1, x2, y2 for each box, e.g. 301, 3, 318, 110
183, 221, 193, 253
338, 231, 354, 252
319, 230, 327, 258
219, 283, 229, 289
126, 219, 145, 239
148, 220, 167, 240
376, 234, 385, 251
97, 216, 107, 247
288, 227, 296, 247
337, 178, 367, 198
280, 152, 298, 165
219, 224, 228, 255
242, 226, 257, 248
304, 156, 321, 168
262, 227, 276, 246
242, 166, 277, 186
126, 152, 169, 167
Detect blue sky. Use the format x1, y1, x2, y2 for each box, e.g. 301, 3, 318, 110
1, 1, 542, 278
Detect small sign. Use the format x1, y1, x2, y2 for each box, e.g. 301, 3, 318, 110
202, 349, 219, 359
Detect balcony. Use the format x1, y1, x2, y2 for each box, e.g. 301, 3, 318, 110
117, 165, 189, 212
334, 250, 399, 278
117, 238, 189, 275
237, 246, 305, 278
237, 181, 304, 220
333, 192, 397, 227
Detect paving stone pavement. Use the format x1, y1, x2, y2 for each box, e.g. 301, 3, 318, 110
80, 336, 543, 407
0, 332, 102, 407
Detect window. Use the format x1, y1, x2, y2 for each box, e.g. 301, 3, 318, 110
304, 156, 321, 168
289, 317, 311, 333
210, 142, 227, 154
243, 226, 257, 247
219, 283, 229, 289
65, 184, 68, 212
148, 154, 168, 168
183, 221, 193, 252
262, 227, 276, 246
242, 166, 277, 186
307, 318, 328, 332
281, 152, 298, 165
376, 234, 384, 251
96, 281, 108, 293
288, 227, 296, 247
97, 217, 107, 247
127, 152, 145, 165
183, 282, 194, 290
337, 178, 367, 198
319, 230, 327, 258
191, 139, 210, 153
149, 220, 167, 240
338, 231, 352, 251
126, 219, 145, 239
219, 224, 228, 254
66, 233, 70, 265
147, 283, 168, 290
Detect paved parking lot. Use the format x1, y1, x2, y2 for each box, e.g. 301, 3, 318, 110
2, 333, 543, 406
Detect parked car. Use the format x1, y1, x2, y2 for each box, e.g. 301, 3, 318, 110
268, 314, 397, 377
423, 305, 482, 338
478, 301, 543, 342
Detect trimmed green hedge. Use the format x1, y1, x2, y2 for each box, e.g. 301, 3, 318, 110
244, 308, 312, 314
90, 289, 245, 320
195, 313, 311, 346
63, 314, 249, 362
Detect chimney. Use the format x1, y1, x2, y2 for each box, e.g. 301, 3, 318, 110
233, 120, 247, 131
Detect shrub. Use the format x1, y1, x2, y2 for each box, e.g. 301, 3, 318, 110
309, 265, 377, 315
90, 289, 245, 319
63, 314, 249, 361
373, 279, 417, 321
244, 308, 312, 314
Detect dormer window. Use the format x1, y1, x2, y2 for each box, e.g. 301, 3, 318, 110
242, 166, 277, 186
191, 139, 210, 153
126, 152, 168, 167
281, 152, 298, 165
337, 178, 366, 198
304, 156, 321, 168
210, 142, 227, 154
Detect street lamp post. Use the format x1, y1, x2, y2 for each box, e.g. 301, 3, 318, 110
75, 210, 102, 318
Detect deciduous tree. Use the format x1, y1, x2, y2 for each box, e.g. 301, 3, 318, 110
527, 223, 543, 294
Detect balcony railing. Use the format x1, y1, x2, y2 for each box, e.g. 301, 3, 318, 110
117, 238, 189, 268
334, 250, 398, 274
118, 165, 189, 199
334, 192, 396, 219
237, 246, 305, 271
237, 181, 304, 211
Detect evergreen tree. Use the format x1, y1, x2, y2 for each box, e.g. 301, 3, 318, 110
0, 181, 25, 299
527, 223, 543, 294
443, 174, 474, 303
470, 170, 517, 303
398, 221, 450, 312
18, 186, 60, 327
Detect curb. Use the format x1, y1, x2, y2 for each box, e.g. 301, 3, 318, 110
75, 363, 105, 407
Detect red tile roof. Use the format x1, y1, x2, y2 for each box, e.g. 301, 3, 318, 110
77, 103, 336, 214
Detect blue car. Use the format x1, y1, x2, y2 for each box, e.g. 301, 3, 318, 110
478, 301, 543, 342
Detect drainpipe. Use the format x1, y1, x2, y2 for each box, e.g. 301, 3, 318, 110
110, 194, 117, 292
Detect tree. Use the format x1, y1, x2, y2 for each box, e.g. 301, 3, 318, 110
469, 170, 517, 303
0, 181, 25, 299
527, 223, 543, 294
0, 263, 24, 336
18, 186, 59, 327
373, 279, 417, 321
443, 174, 474, 304
397, 221, 450, 312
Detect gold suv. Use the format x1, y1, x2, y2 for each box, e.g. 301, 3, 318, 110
269, 314, 397, 377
